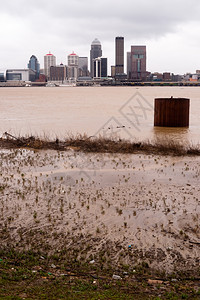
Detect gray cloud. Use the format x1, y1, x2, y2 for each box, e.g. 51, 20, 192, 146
2, 0, 200, 39
1, 0, 200, 73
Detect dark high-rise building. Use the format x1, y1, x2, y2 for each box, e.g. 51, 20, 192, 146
27, 55, 40, 79
130, 46, 147, 81
101, 58, 107, 77
115, 37, 124, 75
90, 38, 102, 76
78, 57, 88, 77
127, 52, 131, 79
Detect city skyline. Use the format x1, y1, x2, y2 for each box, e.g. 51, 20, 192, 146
1, 0, 200, 74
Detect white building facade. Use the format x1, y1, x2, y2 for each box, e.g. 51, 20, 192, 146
93, 57, 101, 79
67, 52, 79, 80
44, 52, 56, 80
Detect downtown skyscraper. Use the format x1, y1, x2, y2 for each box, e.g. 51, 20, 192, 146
68, 52, 79, 80
130, 46, 147, 81
115, 37, 124, 75
27, 55, 40, 79
90, 38, 102, 77
44, 52, 56, 80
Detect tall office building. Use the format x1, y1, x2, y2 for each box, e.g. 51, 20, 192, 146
101, 58, 107, 77
68, 52, 79, 80
90, 38, 102, 76
78, 57, 88, 77
92, 57, 107, 78
28, 55, 40, 79
130, 46, 147, 81
44, 52, 56, 80
127, 52, 131, 79
115, 37, 124, 75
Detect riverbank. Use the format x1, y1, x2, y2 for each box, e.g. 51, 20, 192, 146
0, 249, 200, 299
1, 134, 200, 156
1, 81, 200, 87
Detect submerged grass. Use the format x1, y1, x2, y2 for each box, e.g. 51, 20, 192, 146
0, 132, 200, 156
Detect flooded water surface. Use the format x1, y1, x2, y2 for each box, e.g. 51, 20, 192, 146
0, 86, 200, 144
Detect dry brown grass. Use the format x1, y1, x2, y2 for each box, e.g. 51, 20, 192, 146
0, 132, 200, 156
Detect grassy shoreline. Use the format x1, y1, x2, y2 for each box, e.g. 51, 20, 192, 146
0, 133, 200, 156
0, 248, 200, 300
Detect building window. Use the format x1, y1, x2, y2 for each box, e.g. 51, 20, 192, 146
134, 54, 144, 59
137, 60, 141, 72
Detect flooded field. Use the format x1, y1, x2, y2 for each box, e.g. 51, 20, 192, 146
0, 148, 199, 273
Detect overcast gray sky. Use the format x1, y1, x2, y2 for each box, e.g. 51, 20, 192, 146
1, 0, 200, 75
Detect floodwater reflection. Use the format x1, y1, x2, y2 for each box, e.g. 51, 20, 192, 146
152, 126, 190, 145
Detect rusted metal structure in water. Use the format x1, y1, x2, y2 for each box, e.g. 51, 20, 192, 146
154, 97, 190, 127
